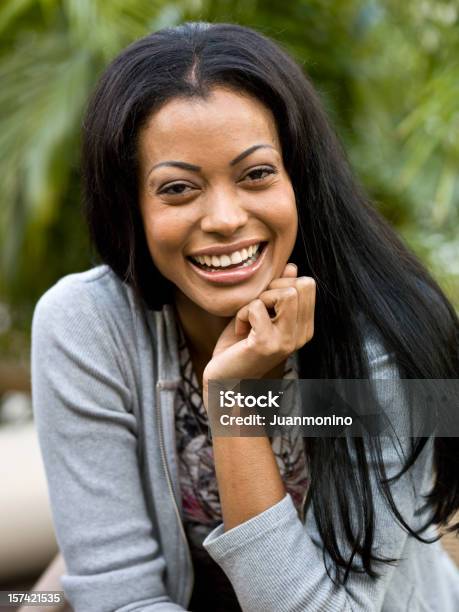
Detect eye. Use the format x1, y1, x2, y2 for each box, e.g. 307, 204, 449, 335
157, 182, 195, 196
242, 166, 277, 183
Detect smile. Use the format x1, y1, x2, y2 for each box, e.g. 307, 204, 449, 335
188, 242, 265, 270
186, 242, 269, 285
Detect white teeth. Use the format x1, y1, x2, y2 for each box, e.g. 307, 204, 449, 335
190, 242, 263, 269
230, 251, 243, 265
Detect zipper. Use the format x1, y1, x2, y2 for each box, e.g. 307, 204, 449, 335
156, 381, 194, 606
300, 486, 308, 523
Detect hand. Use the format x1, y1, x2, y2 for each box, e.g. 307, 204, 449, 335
202, 263, 316, 398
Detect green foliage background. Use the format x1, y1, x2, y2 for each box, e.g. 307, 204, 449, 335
1, 0, 458, 362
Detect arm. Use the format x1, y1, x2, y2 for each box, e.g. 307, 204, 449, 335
211, 435, 286, 532
31, 279, 187, 612
202, 348, 434, 612
202, 265, 313, 531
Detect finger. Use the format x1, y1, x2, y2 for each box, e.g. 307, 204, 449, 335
236, 269, 301, 335
241, 298, 274, 347
296, 277, 316, 346
257, 287, 298, 343
235, 305, 252, 336
268, 276, 298, 290
235, 297, 274, 336
267, 263, 297, 291
282, 263, 298, 278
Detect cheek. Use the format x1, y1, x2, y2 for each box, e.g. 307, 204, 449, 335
269, 190, 298, 244
142, 210, 188, 267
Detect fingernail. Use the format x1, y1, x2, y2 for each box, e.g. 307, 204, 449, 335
287, 263, 297, 271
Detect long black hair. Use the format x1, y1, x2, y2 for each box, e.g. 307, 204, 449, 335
82, 22, 459, 583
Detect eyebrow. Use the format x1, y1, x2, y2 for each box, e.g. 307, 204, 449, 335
148, 144, 275, 175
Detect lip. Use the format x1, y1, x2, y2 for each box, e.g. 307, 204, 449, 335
188, 238, 267, 257
187, 242, 269, 285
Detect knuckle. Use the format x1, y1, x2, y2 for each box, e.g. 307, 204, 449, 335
299, 276, 316, 291
248, 299, 262, 313
283, 287, 297, 300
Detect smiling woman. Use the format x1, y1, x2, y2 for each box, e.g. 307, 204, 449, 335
30, 21, 459, 612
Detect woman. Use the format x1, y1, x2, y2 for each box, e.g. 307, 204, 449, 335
31, 22, 459, 611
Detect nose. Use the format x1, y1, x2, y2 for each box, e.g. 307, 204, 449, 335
200, 187, 249, 236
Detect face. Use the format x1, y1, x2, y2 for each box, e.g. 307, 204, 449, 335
137, 87, 298, 317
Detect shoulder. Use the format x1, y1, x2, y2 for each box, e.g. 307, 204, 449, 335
33, 264, 131, 320
31, 265, 151, 377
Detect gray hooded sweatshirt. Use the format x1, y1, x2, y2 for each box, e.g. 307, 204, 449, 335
31, 265, 459, 611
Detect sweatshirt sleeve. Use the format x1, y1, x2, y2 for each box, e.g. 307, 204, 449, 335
31, 277, 187, 612
202, 346, 435, 611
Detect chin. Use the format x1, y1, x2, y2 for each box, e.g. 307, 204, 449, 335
200, 302, 242, 318
200, 290, 264, 318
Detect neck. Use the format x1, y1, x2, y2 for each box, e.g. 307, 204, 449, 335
173, 291, 231, 370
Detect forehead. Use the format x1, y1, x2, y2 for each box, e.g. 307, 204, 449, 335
138, 87, 280, 167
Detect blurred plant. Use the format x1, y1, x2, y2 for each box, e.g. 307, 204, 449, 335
0, 0, 457, 357
0, 0, 186, 325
